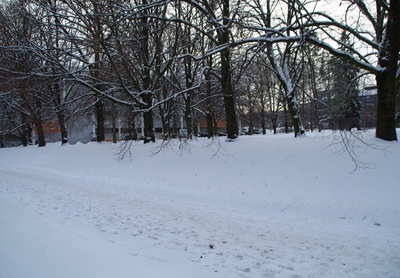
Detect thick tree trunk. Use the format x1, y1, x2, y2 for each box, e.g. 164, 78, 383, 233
141, 1, 155, 143
143, 113, 155, 143
287, 93, 305, 137
376, 72, 397, 140
21, 134, 28, 147
223, 91, 239, 139
33, 118, 46, 147
375, 0, 399, 141
221, 0, 238, 140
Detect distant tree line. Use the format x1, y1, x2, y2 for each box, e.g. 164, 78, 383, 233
0, 0, 399, 147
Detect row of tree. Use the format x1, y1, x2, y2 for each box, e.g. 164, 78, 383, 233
0, 0, 399, 147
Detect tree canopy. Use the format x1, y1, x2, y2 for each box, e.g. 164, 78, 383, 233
0, 0, 398, 146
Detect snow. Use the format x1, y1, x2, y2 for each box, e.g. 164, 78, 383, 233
1, 130, 399, 278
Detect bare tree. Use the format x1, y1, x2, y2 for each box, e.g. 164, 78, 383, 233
300, 0, 400, 141
178, 0, 242, 139
244, 0, 306, 136
0, 0, 49, 146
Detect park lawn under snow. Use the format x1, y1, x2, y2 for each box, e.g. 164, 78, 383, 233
0, 130, 399, 278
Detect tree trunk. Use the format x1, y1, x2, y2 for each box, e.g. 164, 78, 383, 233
161, 112, 171, 140
142, 95, 155, 143
158, 95, 172, 140
19, 113, 27, 146
57, 110, 68, 145
21, 120, 30, 147
286, 93, 305, 137
141, 1, 155, 143
221, 0, 238, 139
112, 102, 117, 143
205, 63, 215, 138
91, 5, 105, 143
271, 116, 277, 134
184, 94, 193, 139
128, 110, 138, 140
53, 83, 68, 145
283, 99, 289, 133
206, 112, 214, 138
33, 118, 46, 147
261, 109, 266, 135
376, 72, 398, 140
213, 116, 218, 136
223, 91, 239, 139
96, 99, 105, 142
375, 0, 399, 141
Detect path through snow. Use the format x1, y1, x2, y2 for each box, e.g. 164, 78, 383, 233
1, 133, 400, 277
1, 164, 398, 277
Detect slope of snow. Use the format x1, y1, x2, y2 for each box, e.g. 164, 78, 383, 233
1, 130, 399, 277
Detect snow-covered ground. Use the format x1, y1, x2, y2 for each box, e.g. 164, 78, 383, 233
1, 130, 399, 278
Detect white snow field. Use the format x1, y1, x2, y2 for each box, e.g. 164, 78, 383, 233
0, 130, 399, 278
